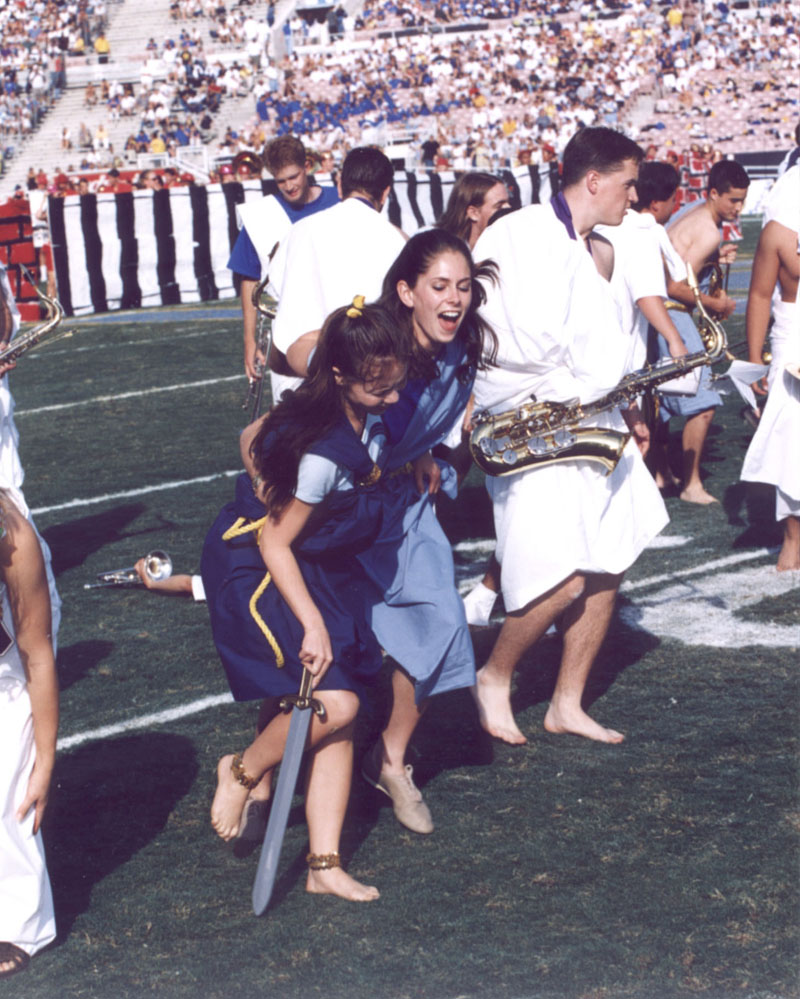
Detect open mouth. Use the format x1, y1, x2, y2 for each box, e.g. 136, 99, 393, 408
438, 310, 462, 330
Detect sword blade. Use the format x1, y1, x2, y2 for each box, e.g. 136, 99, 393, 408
251, 704, 313, 915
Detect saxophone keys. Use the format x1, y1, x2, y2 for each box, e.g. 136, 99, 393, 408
553, 430, 576, 449
502, 450, 518, 466
526, 436, 549, 456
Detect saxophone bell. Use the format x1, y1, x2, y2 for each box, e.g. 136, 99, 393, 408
0, 264, 76, 364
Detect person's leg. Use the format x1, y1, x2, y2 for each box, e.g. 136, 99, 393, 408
305, 721, 379, 901
474, 573, 585, 745
543, 571, 624, 743
680, 408, 718, 503
378, 669, 426, 774
777, 515, 800, 572
463, 553, 501, 626
650, 418, 679, 491
364, 669, 432, 834
211, 688, 358, 840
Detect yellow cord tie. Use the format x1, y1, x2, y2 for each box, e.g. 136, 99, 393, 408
221, 516, 285, 668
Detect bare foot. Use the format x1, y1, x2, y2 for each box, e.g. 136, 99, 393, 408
654, 472, 680, 490
472, 667, 527, 745
306, 866, 380, 902
249, 770, 273, 803
679, 485, 718, 505
210, 754, 251, 841
544, 703, 625, 743
777, 542, 800, 572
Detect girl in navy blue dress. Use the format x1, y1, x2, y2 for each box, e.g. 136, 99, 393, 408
203, 300, 409, 903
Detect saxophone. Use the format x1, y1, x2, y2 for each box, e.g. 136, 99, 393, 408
470, 264, 727, 477
0, 270, 74, 364
242, 242, 280, 422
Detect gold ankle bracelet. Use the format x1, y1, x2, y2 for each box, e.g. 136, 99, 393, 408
231, 752, 260, 790
306, 851, 341, 870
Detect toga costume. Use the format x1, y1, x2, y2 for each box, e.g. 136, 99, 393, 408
201, 415, 395, 700
0, 516, 57, 961
362, 339, 477, 702
472, 202, 668, 612
741, 167, 800, 520
271, 197, 405, 357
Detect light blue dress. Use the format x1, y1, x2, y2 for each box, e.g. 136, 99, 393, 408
360, 338, 476, 703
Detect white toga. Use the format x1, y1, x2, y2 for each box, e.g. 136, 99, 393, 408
473, 204, 668, 611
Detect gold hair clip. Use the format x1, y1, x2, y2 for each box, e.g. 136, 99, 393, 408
346, 294, 365, 318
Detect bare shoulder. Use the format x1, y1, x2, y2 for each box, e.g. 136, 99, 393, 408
668, 202, 715, 242
0, 502, 43, 581
588, 232, 614, 281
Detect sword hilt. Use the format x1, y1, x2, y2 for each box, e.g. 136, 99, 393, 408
279, 667, 326, 718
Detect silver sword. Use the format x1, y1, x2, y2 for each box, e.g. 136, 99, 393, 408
252, 667, 326, 915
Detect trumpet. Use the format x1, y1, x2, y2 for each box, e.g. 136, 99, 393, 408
84, 550, 173, 589
242, 243, 280, 422
0, 265, 76, 364
470, 264, 727, 477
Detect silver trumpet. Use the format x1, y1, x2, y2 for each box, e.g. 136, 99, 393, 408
85, 550, 173, 589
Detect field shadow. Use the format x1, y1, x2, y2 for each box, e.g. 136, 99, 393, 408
43, 732, 197, 939
510, 608, 660, 717
57, 639, 115, 691
436, 482, 494, 545
43, 506, 182, 575
724, 480, 782, 548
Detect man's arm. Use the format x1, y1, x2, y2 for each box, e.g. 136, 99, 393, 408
746, 222, 781, 365
240, 277, 261, 381
636, 295, 688, 357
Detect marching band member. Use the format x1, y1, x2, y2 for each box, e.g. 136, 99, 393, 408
204, 301, 409, 903
227, 136, 338, 394
741, 164, 800, 571
653, 160, 750, 503
0, 489, 58, 980
471, 127, 668, 746
269, 146, 406, 386
360, 230, 497, 835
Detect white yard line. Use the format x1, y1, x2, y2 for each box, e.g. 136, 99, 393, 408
57, 692, 234, 751
29, 326, 223, 357
32, 469, 240, 515
15, 374, 243, 416
622, 547, 775, 592
57, 545, 780, 753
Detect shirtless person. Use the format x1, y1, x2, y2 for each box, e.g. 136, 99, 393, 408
741, 165, 800, 570
472, 127, 668, 745
654, 159, 750, 504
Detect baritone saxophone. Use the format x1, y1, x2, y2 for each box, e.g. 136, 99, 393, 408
0, 265, 76, 364
469, 263, 727, 477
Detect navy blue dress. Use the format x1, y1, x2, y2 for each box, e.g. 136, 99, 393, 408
201, 417, 396, 701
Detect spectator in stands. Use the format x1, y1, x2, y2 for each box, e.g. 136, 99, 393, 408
94, 32, 110, 65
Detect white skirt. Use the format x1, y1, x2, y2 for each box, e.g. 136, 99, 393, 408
0, 641, 56, 957
741, 300, 800, 517
488, 415, 669, 612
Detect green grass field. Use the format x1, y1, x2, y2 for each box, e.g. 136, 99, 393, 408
4, 217, 799, 999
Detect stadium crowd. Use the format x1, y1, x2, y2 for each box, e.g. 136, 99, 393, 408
0, 0, 112, 152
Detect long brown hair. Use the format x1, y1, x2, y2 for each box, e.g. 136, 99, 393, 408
251, 303, 410, 516
377, 228, 496, 383
435, 172, 503, 244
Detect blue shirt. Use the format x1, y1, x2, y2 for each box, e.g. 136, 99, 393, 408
227, 184, 339, 280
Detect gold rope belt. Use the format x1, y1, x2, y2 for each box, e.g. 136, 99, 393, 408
221, 516, 285, 668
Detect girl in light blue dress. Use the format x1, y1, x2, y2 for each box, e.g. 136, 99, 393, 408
360, 229, 496, 835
